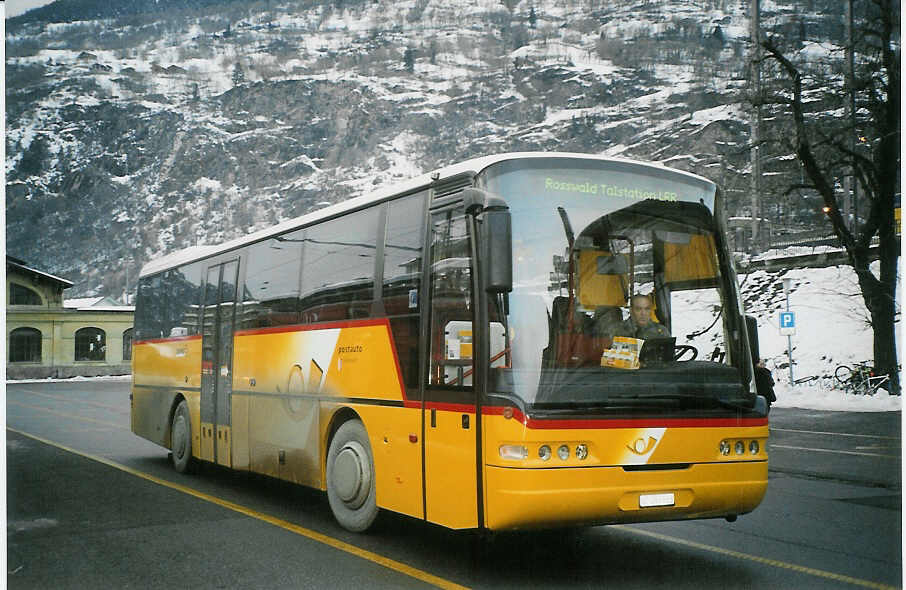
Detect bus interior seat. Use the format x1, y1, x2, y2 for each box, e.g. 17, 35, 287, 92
577, 250, 628, 310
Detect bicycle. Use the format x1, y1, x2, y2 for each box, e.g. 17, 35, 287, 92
834, 362, 890, 395
793, 374, 836, 389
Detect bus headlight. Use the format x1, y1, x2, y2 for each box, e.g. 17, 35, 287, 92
557, 445, 570, 460
499, 444, 528, 460
538, 445, 552, 461
576, 444, 588, 460
719, 440, 730, 455
749, 440, 760, 455
735, 441, 745, 455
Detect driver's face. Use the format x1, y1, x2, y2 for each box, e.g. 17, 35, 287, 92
630, 297, 652, 326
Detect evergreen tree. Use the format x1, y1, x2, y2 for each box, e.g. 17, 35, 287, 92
232, 62, 245, 86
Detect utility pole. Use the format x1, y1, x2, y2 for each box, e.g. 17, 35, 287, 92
783, 278, 794, 385
749, 0, 763, 253
844, 0, 858, 231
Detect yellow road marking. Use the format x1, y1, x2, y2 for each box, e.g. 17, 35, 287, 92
7, 400, 126, 430
613, 525, 899, 590
8, 427, 468, 590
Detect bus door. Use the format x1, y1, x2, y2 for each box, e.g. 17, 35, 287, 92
200, 259, 239, 468
423, 206, 479, 529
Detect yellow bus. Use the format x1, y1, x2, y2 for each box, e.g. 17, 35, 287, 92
132, 152, 769, 532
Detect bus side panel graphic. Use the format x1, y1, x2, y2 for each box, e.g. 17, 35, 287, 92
233, 321, 405, 402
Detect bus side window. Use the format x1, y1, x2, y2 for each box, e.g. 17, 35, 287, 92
382, 192, 427, 391
243, 229, 304, 328
135, 276, 163, 340
428, 207, 473, 388
166, 263, 204, 336
299, 209, 380, 324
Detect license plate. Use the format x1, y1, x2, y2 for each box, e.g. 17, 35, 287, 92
639, 492, 675, 508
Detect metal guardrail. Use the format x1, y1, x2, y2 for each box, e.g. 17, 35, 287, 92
742, 244, 885, 271
769, 230, 840, 249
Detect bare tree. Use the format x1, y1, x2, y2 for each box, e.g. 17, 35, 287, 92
759, 0, 900, 393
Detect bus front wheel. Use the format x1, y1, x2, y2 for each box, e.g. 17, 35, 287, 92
170, 400, 197, 474
326, 419, 378, 532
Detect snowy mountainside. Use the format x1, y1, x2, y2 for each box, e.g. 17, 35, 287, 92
6, 0, 839, 297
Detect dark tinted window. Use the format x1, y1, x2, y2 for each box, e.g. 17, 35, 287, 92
135, 275, 164, 340
242, 230, 304, 329
166, 263, 204, 337
300, 209, 379, 324
10, 283, 42, 306
382, 193, 426, 389
9, 327, 41, 362
135, 263, 203, 341
122, 328, 133, 361
75, 327, 106, 361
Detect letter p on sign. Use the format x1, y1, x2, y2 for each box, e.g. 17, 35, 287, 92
779, 312, 796, 335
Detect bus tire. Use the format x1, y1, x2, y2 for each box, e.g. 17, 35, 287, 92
170, 400, 197, 474
326, 419, 378, 532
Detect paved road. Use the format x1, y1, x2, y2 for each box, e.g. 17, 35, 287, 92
6, 380, 902, 589
768, 408, 901, 489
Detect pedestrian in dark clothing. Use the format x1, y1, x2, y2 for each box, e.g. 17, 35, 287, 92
754, 360, 776, 412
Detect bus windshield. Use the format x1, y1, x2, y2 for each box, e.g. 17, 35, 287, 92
481, 157, 753, 412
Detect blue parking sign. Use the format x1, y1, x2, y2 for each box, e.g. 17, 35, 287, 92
780, 312, 795, 328
779, 311, 796, 335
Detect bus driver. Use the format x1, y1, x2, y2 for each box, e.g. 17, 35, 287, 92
610, 294, 669, 340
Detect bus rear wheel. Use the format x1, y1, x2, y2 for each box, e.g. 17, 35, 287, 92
326, 419, 378, 532
170, 400, 197, 474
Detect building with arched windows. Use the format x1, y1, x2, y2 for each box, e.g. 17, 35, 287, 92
6, 256, 134, 380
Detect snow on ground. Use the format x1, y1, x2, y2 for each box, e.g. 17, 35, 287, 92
772, 381, 901, 412
747, 262, 901, 413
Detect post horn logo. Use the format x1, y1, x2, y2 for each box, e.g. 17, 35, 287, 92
627, 436, 658, 455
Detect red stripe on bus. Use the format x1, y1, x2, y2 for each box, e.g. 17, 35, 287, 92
134, 334, 202, 346
425, 401, 477, 414
382, 323, 410, 403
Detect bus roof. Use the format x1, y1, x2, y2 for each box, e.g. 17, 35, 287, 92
139, 152, 715, 278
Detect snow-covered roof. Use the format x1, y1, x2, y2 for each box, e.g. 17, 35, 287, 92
65, 297, 106, 308
64, 296, 133, 312
7, 256, 74, 288
140, 152, 716, 278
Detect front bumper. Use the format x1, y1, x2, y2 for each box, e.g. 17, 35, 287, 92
484, 460, 768, 530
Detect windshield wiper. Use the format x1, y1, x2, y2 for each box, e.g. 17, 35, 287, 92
617, 392, 754, 411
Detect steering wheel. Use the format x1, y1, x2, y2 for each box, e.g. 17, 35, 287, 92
674, 345, 697, 361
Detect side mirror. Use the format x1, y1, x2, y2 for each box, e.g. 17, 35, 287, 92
745, 315, 760, 363
462, 188, 513, 294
